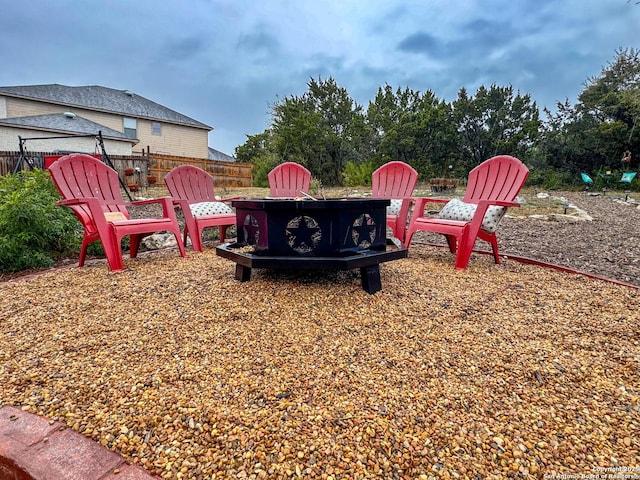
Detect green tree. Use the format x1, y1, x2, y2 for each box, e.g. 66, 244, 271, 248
270, 76, 365, 185
365, 85, 456, 178
451, 84, 540, 171
541, 99, 600, 173
577, 48, 640, 169
235, 130, 279, 187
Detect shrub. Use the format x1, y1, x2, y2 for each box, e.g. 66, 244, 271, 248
251, 155, 280, 188
525, 168, 573, 190
342, 161, 376, 187
0, 170, 81, 272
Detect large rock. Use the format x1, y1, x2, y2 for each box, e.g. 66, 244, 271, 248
142, 232, 182, 250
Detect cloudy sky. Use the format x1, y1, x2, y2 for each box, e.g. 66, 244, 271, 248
1, 0, 639, 156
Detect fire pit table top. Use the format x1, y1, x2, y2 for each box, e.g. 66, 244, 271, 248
232, 197, 391, 207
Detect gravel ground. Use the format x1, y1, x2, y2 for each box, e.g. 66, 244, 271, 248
496, 191, 640, 287
1, 189, 639, 479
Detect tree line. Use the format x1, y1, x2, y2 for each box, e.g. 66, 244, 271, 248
236, 48, 640, 189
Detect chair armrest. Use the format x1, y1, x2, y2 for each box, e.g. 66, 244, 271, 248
56, 197, 116, 232
407, 196, 450, 223
57, 197, 105, 208
167, 198, 197, 223
220, 195, 245, 203
129, 197, 173, 207
475, 199, 521, 209
126, 197, 180, 220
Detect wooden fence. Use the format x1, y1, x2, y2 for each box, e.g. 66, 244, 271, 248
0, 151, 253, 188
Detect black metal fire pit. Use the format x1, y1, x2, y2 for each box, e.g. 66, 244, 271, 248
215, 198, 408, 294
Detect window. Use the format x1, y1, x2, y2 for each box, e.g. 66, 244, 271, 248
152, 122, 162, 136
123, 118, 137, 138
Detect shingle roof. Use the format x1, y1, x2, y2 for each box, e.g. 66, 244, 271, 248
208, 147, 236, 162
0, 113, 137, 143
0, 84, 212, 130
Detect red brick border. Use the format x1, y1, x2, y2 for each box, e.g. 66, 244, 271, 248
0, 406, 158, 480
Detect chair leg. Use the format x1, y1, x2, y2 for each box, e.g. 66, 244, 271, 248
105, 230, 125, 272
445, 235, 457, 253
78, 237, 91, 267
190, 226, 203, 252
129, 234, 143, 258
403, 228, 414, 248
387, 218, 404, 243
219, 226, 228, 243
173, 227, 186, 257
454, 229, 475, 270
489, 235, 500, 264
183, 228, 189, 250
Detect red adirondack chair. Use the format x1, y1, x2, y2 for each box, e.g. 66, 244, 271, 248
371, 161, 419, 243
268, 162, 312, 197
164, 165, 238, 252
405, 155, 529, 270
49, 153, 186, 271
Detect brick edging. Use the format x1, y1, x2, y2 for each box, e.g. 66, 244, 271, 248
0, 406, 158, 480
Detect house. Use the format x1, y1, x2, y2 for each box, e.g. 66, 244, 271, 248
0, 84, 212, 158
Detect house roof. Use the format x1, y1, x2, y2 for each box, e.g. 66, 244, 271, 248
0, 113, 137, 143
208, 147, 236, 162
0, 84, 212, 130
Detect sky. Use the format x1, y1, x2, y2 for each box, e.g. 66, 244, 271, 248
1, 0, 639, 157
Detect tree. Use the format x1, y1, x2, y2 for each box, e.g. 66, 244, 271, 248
451, 84, 540, 171
540, 99, 600, 174
365, 85, 456, 178
270, 76, 365, 186
235, 131, 279, 187
577, 48, 640, 168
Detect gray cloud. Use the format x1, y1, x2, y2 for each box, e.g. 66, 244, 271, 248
397, 32, 446, 58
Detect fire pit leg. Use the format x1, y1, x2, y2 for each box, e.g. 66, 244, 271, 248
360, 265, 382, 294
235, 264, 251, 282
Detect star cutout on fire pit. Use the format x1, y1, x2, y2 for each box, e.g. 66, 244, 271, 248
286, 215, 322, 254
351, 213, 376, 248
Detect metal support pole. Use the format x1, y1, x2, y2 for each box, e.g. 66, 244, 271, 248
97, 131, 132, 201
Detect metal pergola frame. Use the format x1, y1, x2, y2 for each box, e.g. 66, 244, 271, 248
14, 131, 132, 201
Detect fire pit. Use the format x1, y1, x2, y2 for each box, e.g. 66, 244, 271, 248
216, 198, 408, 293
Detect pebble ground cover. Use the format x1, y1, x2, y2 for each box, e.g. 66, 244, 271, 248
1, 245, 638, 479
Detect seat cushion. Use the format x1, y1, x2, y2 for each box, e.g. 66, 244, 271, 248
386, 199, 404, 216
437, 198, 506, 233
189, 201, 234, 217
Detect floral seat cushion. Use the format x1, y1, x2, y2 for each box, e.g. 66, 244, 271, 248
189, 201, 234, 217
437, 198, 507, 233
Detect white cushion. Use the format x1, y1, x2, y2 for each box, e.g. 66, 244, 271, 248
386, 199, 404, 216
437, 198, 506, 233
189, 201, 233, 217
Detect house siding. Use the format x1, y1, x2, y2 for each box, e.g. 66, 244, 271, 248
2, 96, 209, 158
135, 122, 208, 158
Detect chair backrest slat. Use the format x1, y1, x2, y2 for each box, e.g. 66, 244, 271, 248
165, 165, 217, 203
268, 162, 312, 197
462, 155, 529, 204
49, 154, 128, 219
372, 161, 419, 199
